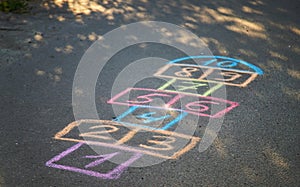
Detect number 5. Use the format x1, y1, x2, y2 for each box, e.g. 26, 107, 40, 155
127, 93, 172, 104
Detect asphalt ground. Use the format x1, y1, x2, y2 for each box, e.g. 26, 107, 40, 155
0, 0, 299, 186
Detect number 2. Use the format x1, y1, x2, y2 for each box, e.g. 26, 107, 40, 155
79, 124, 119, 140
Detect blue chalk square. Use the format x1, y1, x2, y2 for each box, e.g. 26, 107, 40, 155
114, 106, 188, 130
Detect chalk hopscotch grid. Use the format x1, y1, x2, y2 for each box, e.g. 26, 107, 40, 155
46, 56, 263, 179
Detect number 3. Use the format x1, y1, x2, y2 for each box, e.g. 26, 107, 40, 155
139, 135, 176, 151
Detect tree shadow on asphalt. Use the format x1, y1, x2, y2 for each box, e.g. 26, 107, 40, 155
0, 0, 299, 186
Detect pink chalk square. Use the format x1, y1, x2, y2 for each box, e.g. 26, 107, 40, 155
107, 88, 239, 118
45, 142, 142, 179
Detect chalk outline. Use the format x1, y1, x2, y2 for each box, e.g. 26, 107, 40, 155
114, 105, 188, 130
45, 142, 143, 179
107, 88, 239, 118
154, 63, 258, 87
167, 55, 264, 75
54, 119, 201, 159
157, 78, 224, 97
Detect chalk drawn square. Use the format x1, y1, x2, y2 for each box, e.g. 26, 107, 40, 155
45, 142, 142, 179
107, 88, 239, 118
154, 63, 258, 87
54, 120, 200, 159
114, 106, 188, 130
157, 78, 223, 96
